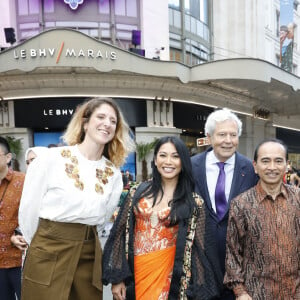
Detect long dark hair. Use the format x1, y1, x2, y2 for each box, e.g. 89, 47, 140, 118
133, 136, 196, 225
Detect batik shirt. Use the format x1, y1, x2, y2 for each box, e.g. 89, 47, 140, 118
0, 168, 25, 268
224, 182, 300, 299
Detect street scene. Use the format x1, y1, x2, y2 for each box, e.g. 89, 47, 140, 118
0, 1, 299, 300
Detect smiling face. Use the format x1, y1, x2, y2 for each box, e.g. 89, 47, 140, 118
83, 103, 117, 146
154, 142, 182, 181
253, 141, 286, 188
208, 119, 239, 162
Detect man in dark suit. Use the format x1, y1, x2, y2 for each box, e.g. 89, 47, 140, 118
191, 108, 257, 300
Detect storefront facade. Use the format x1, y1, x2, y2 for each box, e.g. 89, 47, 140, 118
1, 29, 300, 175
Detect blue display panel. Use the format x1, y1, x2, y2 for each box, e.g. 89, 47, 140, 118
34, 132, 63, 147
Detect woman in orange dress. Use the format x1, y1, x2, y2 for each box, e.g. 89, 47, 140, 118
103, 136, 222, 299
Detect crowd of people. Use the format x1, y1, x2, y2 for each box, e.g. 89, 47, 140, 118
0, 100, 299, 300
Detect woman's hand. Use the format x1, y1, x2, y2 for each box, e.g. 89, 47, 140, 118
237, 293, 252, 300
111, 282, 126, 300
11, 234, 28, 251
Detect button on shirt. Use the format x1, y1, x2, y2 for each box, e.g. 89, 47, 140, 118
206, 151, 235, 213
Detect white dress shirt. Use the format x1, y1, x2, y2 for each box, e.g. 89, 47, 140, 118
19, 145, 122, 244
206, 151, 235, 213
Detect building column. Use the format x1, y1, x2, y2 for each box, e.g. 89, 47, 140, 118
134, 99, 181, 181
239, 115, 276, 160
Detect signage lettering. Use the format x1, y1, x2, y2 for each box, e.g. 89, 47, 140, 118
197, 137, 209, 147
14, 48, 56, 59
65, 48, 117, 60
14, 46, 117, 61
43, 109, 74, 116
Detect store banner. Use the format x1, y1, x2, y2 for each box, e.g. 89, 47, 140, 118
280, 0, 294, 72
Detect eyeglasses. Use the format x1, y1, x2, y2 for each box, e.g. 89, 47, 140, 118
26, 157, 35, 165
0, 153, 8, 157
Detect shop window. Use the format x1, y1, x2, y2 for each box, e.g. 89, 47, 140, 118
115, 0, 137, 17
44, 0, 55, 13
18, 0, 39, 16
99, 0, 109, 14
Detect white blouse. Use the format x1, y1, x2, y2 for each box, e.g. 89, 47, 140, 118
19, 145, 123, 244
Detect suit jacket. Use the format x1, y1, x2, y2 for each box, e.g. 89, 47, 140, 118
191, 149, 257, 290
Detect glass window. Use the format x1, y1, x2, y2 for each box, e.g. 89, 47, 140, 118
185, 0, 190, 14
189, 0, 200, 19
18, 0, 29, 15
191, 16, 197, 34
20, 22, 39, 29
116, 24, 137, 30
114, 0, 137, 17
44, 0, 54, 13
18, 0, 40, 15
29, 0, 39, 14
100, 22, 110, 29
197, 20, 204, 38
184, 0, 208, 24
99, 0, 110, 14
200, 0, 208, 24
127, 0, 137, 17
174, 9, 181, 28
169, 0, 180, 9
169, 9, 173, 26
203, 25, 209, 41
101, 29, 110, 38
170, 39, 182, 48
115, 0, 126, 16
185, 14, 191, 32
21, 29, 39, 39
117, 31, 131, 39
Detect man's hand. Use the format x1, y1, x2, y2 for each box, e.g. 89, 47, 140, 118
111, 282, 126, 300
11, 234, 27, 251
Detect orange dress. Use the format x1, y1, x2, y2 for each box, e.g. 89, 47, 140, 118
134, 198, 178, 300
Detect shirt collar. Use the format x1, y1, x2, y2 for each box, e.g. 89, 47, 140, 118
256, 181, 288, 202
207, 150, 236, 165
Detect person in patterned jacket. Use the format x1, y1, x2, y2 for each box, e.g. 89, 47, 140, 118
103, 136, 223, 300
0, 136, 25, 300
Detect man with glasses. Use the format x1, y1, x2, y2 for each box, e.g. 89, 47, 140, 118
0, 136, 26, 300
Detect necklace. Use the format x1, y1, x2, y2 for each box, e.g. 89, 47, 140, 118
61, 148, 114, 194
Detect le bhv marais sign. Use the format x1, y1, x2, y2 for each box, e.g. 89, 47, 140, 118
12, 42, 117, 62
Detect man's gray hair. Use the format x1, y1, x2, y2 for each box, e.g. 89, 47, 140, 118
205, 108, 242, 137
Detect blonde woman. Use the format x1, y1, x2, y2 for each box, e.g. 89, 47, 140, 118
19, 97, 134, 300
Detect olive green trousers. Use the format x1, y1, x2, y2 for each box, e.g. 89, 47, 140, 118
21, 219, 102, 300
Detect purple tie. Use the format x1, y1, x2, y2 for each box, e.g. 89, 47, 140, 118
215, 162, 227, 219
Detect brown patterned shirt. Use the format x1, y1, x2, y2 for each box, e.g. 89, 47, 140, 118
224, 181, 300, 299
0, 168, 25, 268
